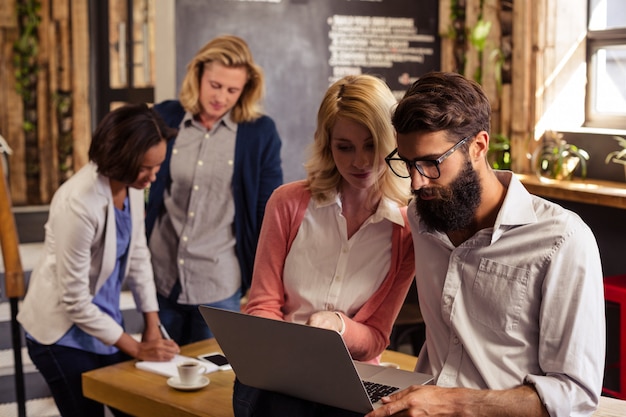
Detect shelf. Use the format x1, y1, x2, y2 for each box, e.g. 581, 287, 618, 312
516, 174, 626, 210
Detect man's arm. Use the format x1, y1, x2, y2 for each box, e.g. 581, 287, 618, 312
366, 384, 548, 417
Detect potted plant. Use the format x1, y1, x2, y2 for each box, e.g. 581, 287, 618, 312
604, 136, 626, 181
532, 131, 590, 180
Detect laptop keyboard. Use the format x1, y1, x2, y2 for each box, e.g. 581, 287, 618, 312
363, 381, 399, 403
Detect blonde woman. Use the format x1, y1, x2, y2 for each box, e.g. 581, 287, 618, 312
146, 35, 283, 344
235, 75, 415, 417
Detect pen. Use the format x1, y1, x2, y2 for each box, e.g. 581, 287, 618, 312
159, 323, 172, 340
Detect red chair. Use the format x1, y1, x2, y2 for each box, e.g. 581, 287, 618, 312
604, 275, 626, 400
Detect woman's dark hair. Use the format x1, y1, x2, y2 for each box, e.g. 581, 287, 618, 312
88, 103, 176, 183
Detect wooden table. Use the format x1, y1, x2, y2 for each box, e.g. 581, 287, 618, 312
82, 338, 418, 417
83, 338, 626, 417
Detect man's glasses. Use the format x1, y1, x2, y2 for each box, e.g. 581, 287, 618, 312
385, 136, 472, 179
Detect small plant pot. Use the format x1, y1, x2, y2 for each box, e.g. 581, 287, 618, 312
535, 154, 581, 180
532, 137, 589, 181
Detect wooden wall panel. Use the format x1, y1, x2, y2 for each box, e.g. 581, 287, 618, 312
438, 0, 454, 72
0, 0, 17, 29
481, 0, 501, 136
37, 0, 56, 203
0, 27, 28, 205
0, 0, 91, 204
71, 0, 91, 171
510, 0, 535, 173
464, 0, 482, 81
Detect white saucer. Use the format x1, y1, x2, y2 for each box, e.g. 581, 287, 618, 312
167, 376, 210, 391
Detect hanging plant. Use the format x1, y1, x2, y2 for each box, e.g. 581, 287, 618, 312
13, 0, 42, 204
469, 19, 492, 84
13, 0, 41, 105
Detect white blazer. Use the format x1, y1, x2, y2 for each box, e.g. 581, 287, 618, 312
18, 162, 158, 345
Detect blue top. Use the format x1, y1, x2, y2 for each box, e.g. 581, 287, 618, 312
146, 100, 283, 291
56, 196, 131, 354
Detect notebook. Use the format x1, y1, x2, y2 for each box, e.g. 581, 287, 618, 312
199, 306, 433, 413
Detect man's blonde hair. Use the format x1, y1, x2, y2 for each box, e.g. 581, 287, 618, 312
179, 35, 264, 123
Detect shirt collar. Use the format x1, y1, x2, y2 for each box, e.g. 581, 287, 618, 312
182, 110, 236, 132
315, 191, 406, 227
493, 170, 538, 228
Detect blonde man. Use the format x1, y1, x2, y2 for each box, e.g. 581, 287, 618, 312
146, 35, 283, 344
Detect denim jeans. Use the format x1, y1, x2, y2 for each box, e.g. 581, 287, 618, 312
233, 379, 365, 417
157, 283, 241, 345
26, 338, 132, 417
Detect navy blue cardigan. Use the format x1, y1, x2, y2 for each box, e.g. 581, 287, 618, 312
146, 100, 283, 292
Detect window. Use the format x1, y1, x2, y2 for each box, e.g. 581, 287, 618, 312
91, 0, 155, 124
586, 0, 626, 128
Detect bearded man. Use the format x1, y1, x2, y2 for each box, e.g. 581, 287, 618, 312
372, 71, 605, 417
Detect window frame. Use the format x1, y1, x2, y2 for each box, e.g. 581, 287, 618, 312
585, 21, 626, 129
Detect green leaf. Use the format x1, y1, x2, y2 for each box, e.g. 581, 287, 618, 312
470, 20, 492, 52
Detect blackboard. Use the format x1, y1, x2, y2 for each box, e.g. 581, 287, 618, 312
175, 0, 440, 182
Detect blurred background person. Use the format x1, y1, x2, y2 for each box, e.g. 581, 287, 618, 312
18, 103, 180, 417
146, 34, 283, 345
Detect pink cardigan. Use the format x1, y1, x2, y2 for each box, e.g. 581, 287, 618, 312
245, 181, 416, 362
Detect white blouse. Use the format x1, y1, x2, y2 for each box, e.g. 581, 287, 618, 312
282, 193, 404, 324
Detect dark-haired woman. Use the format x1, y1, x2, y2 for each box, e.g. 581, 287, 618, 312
18, 103, 180, 417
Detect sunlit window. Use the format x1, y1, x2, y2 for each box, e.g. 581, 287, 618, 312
586, 0, 626, 128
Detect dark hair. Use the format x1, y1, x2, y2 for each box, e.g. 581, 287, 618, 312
392, 71, 491, 143
88, 103, 176, 183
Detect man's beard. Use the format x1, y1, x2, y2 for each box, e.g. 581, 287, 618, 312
412, 159, 481, 233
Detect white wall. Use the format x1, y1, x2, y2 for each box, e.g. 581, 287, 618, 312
154, 0, 177, 102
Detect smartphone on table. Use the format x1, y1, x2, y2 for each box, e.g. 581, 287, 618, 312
197, 352, 232, 371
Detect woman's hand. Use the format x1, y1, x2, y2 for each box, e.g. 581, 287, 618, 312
135, 338, 180, 361
307, 310, 344, 333
115, 332, 180, 361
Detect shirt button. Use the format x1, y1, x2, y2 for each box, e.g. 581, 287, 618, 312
453, 337, 459, 345
228, 160, 233, 166
172, 148, 178, 155
179, 259, 185, 265
193, 185, 199, 191
198, 160, 204, 166
189, 212, 195, 217
182, 236, 188, 242
205, 133, 210, 139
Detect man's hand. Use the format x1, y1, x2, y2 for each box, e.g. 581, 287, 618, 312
366, 384, 548, 417
366, 385, 458, 417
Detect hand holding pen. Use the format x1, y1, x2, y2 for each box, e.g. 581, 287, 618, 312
159, 323, 172, 340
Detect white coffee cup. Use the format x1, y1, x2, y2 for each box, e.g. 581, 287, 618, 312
177, 361, 207, 386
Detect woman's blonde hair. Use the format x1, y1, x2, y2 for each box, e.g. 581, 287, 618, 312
179, 35, 264, 123
305, 74, 411, 205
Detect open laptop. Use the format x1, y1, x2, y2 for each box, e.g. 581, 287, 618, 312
199, 306, 433, 413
